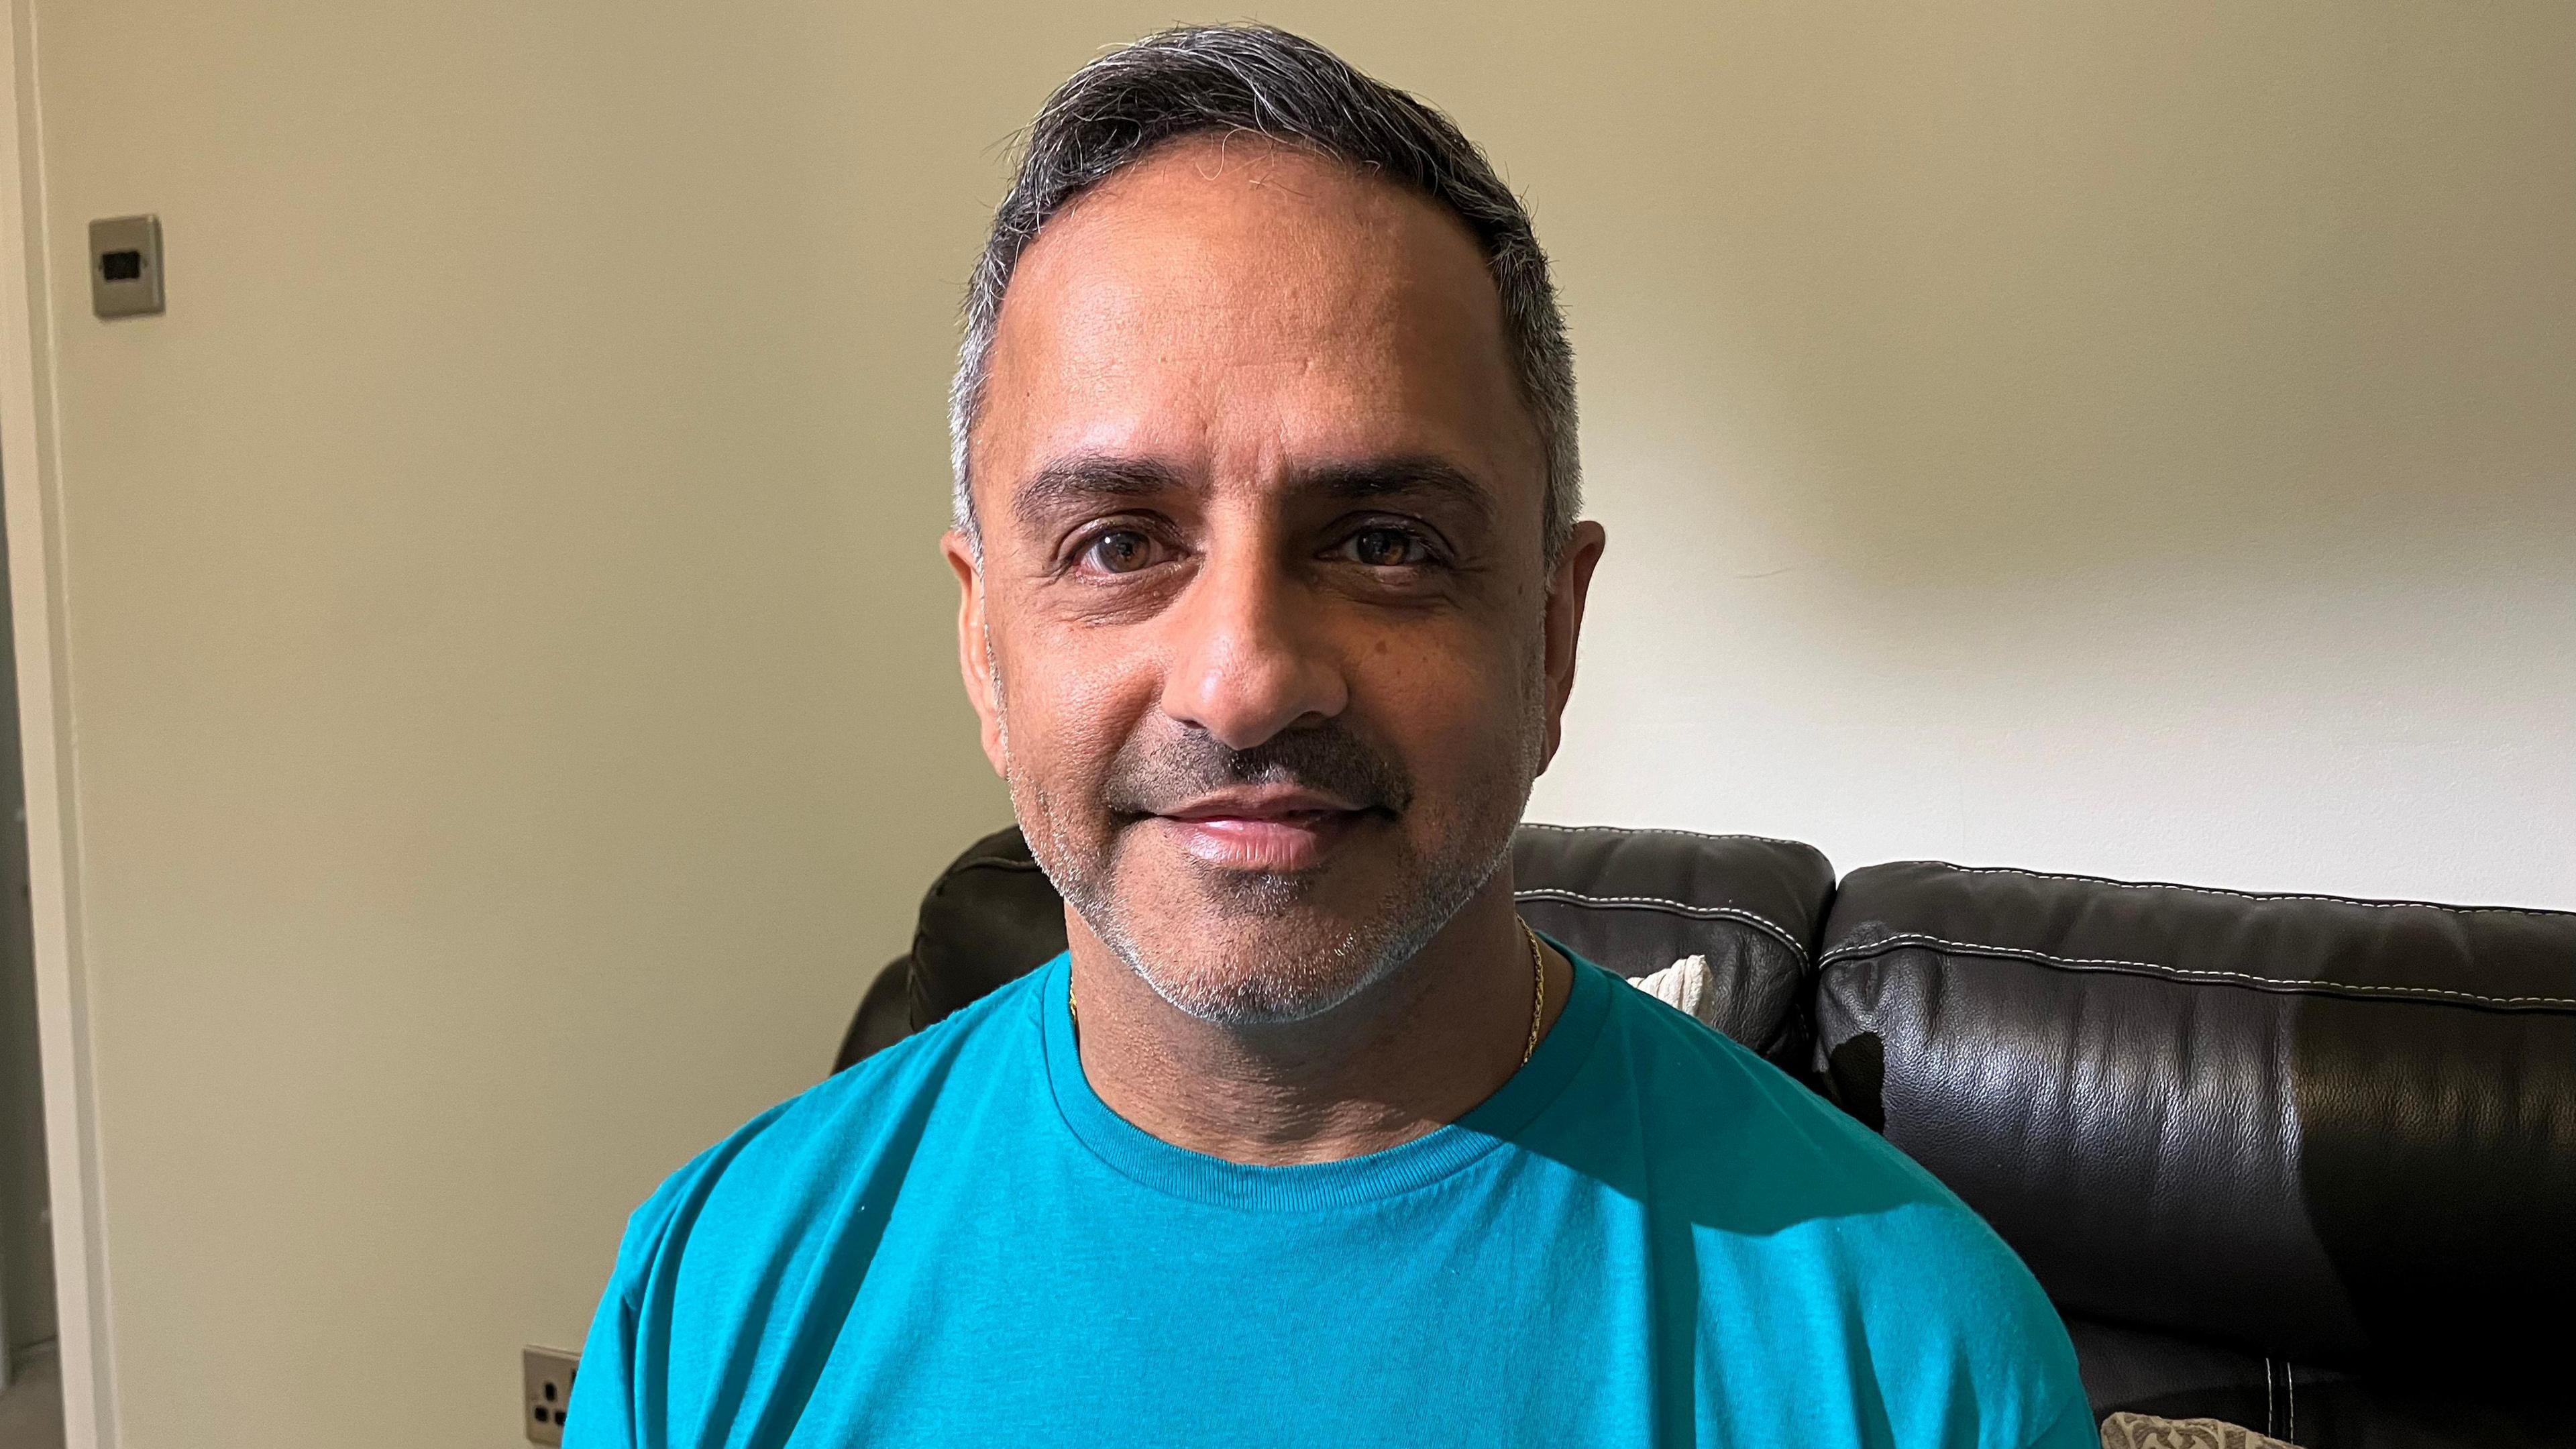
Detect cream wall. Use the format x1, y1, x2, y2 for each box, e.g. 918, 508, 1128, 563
8, 3, 2571, 1448
1507, 4, 2576, 907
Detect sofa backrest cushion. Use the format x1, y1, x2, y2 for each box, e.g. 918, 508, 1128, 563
875, 822, 1834, 1069
1509, 824, 1832, 1067
1814, 861, 2576, 1377
903, 826, 1067, 1033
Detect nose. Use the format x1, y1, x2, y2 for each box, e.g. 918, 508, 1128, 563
1159, 543, 1348, 750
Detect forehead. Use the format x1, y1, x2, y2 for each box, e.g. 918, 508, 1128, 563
971, 137, 1541, 523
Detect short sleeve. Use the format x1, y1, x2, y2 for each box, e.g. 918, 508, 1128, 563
560, 1267, 639, 1449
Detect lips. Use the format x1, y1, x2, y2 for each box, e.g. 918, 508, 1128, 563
1152, 789, 1372, 873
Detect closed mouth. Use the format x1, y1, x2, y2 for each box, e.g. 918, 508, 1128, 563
1145, 789, 1385, 873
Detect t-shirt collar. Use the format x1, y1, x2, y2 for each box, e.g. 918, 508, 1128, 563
1036, 934, 1612, 1212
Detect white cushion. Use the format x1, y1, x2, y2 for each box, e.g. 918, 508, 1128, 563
1625, 954, 1724, 1028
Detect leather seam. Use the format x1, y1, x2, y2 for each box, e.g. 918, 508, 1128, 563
1513, 887, 1807, 961
1896, 861, 2575, 920
1818, 932, 2576, 1010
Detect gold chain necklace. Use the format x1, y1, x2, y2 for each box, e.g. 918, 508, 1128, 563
1515, 917, 1548, 1066
1068, 918, 1550, 1067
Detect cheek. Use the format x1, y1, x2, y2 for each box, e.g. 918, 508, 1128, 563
997, 620, 1160, 789
1354, 623, 1542, 802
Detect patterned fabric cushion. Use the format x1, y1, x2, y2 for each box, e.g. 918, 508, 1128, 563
2099, 1412, 2302, 1449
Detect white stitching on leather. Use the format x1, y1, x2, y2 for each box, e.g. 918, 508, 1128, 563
2286, 1362, 2296, 1442
1519, 821, 1821, 853
1513, 886, 1806, 961
2265, 1359, 2275, 1438
1818, 932, 2576, 1009
1903, 861, 2576, 920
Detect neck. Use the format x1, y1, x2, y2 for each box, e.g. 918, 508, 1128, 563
1065, 873, 1570, 1165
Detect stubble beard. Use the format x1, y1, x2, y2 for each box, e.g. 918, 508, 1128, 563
993, 635, 1550, 1030
1071, 824, 1515, 1028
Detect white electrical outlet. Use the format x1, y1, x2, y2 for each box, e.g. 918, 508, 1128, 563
524, 1345, 580, 1444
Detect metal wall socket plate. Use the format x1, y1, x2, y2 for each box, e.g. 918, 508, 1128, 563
523, 1344, 580, 1444
89, 214, 164, 318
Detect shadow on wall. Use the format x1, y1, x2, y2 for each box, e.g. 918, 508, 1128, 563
1434, 3, 2576, 903
1439, 3, 2575, 584
0, 512, 55, 1379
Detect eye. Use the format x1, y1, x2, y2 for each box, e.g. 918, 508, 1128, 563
1340, 526, 1433, 568
1079, 528, 1161, 575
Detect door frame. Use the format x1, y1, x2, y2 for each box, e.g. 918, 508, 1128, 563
0, 1, 119, 1444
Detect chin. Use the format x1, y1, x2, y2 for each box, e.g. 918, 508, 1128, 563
1085, 852, 1495, 1028
1120, 920, 1395, 1026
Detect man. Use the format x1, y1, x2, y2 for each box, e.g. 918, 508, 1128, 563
570, 24, 2090, 1448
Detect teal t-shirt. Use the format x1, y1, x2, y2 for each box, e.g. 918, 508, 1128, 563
568, 950, 2092, 1448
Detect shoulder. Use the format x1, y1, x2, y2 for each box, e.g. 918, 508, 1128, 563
1585, 963, 1966, 1210
1590, 969, 2048, 1295
1575, 969, 2088, 1444
604, 963, 1053, 1306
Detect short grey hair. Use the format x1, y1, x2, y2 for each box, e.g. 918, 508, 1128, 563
947, 23, 1580, 561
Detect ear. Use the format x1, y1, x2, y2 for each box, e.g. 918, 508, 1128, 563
944, 529, 1009, 776
1538, 520, 1608, 773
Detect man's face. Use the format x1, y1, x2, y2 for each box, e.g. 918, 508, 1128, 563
949, 138, 1601, 1025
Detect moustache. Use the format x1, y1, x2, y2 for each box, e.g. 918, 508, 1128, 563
1099, 723, 1414, 819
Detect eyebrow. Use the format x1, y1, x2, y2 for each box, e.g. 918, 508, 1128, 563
1006, 451, 1501, 530
1295, 458, 1499, 526
1010, 454, 1194, 531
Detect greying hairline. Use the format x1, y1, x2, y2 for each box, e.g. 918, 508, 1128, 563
946, 25, 1579, 566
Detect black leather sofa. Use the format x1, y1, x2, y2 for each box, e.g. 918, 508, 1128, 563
837, 824, 2575, 1448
